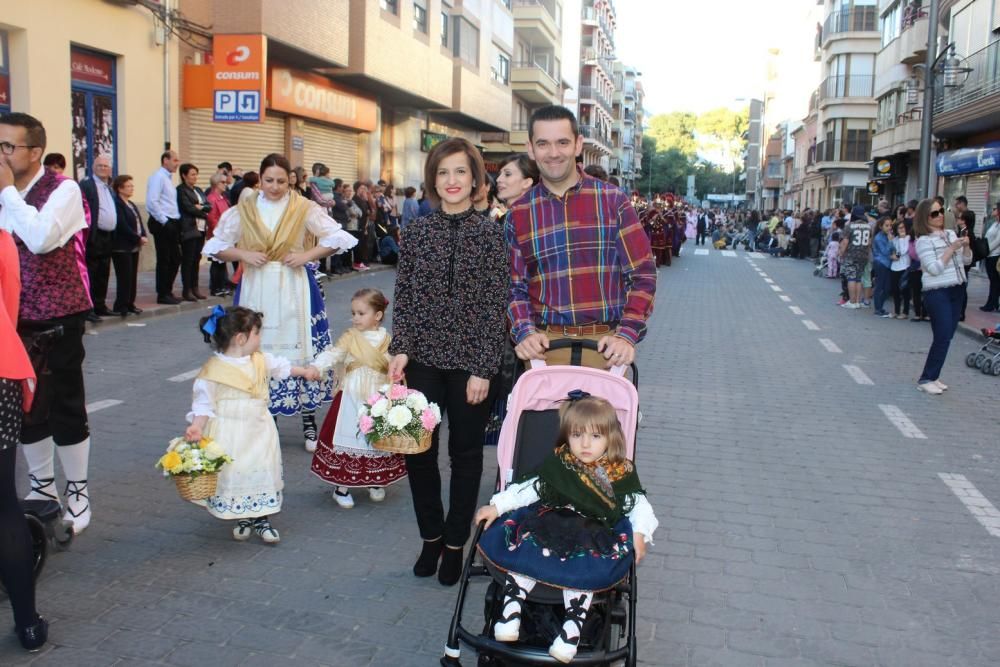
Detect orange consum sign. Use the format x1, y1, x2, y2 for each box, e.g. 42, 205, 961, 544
212, 35, 266, 122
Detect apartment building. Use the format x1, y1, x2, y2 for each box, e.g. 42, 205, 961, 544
611, 62, 642, 191
931, 0, 1000, 220
481, 0, 565, 169
178, 0, 514, 189
0, 0, 178, 184
815, 0, 880, 208
870, 0, 930, 205
577, 0, 616, 169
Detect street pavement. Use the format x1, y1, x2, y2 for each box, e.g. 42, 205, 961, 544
2, 248, 999, 666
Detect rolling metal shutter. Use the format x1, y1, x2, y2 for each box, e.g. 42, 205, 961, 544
186, 109, 286, 187
966, 173, 989, 222
301, 121, 360, 183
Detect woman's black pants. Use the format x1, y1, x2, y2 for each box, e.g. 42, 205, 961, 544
403, 361, 496, 547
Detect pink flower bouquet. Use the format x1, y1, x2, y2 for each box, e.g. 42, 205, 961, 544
358, 384, 441, 454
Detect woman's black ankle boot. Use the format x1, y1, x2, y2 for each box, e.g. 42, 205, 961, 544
413, 537, 443, 577
17, 615, 48, 652
438, 546, 464, 586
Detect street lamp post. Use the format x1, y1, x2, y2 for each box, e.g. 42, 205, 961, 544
914, 1, 974, 199
916, 0, 940, 199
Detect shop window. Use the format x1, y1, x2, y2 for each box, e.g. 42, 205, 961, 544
413, 2, 428, 33
0, 31, 9, 112
990, 172, 1000, 211
70, 47, 117, 181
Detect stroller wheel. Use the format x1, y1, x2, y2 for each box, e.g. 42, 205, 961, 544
967, 352, 979, 368
27, 514, 48, 583
975, 353, 987, 369
984, 360, 994, 375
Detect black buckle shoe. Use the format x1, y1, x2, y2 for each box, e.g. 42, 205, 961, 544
17, 615, 48, 652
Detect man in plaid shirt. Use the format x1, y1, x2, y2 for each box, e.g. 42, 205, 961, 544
507, 106, 657, 369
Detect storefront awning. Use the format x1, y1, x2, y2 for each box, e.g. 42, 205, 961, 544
936, 142, 1000, 176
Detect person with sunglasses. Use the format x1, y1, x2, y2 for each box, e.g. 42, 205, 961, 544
913, 198, 972, 395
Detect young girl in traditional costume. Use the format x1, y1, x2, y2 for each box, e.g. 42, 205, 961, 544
473, 395, 657, 663
311, 288, 407, 508
186, 306, 319, 544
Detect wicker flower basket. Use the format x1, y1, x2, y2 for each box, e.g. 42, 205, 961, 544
373, 432, 432, 455
173, 472, 219, 501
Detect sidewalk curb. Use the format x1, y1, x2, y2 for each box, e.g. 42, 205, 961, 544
86, 264, 395, 332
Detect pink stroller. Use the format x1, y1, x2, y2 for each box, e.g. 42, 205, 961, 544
442, 339, 641, 666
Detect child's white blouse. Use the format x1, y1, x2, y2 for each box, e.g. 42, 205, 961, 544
187, 352, 292, 422
489, 476, 659, 543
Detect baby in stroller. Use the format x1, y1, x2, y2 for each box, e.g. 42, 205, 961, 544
473, 394, 658, 663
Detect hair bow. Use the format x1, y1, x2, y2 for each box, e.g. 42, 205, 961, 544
566, 389, 591, 402
201, 305, 227, 339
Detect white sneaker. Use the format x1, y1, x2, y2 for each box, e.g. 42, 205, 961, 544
494, 617, 521, 642
549, 635, 579, 663
333, 488, 355, 508
934, 380, 949, 391
304, 437, 317, 453
917, 382, 943, 395
253, 517, 280, 544
368, 487, 386, 502
233, 519, 254, 541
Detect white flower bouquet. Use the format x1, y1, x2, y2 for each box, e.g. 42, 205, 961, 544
156, 437, 233, 501
358, 384, 441, 454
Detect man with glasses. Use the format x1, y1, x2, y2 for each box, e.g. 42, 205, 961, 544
79, 155, 116, 322
0, 112, 95, 534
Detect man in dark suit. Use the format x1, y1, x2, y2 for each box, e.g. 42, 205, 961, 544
79, 155, 115, 321
176, 163, 211, 301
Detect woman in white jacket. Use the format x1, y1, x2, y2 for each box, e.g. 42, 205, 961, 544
914, 198, 973, 395
979, 202, 1000, 312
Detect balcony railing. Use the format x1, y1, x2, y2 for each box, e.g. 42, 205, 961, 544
513, 0, 557, 23
579, 85, 613, 116
822, 6, 877, 41
818, 74, 874, 101
900, 4, 927, 32
815, 138, 872, 163
512, 61, 560, 87
580, 124, 613, 148
933, 39, 1000, 115
582, 5, 615, 48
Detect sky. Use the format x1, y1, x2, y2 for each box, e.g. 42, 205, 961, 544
615, 0, 823, 117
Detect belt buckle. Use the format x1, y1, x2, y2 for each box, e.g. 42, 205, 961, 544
563, 326, 580, 338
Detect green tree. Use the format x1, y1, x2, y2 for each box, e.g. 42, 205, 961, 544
642, 136, 690, 196
646, 112, 697, 157
694, 106, 749, 172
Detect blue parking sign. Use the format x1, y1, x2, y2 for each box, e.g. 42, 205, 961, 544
214, 90, 261, 122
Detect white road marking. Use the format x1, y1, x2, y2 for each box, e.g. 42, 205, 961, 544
749, 252, 766, 259
842, 364, 874, 385
779, 295, 792, 302
819, 338, 842, 353
168, 369, 201, 383
939, 473, 1000, 538
802, 319, 820, 330
789, 306, 804, 315
770, 285, 783, 292
86, 399, 123, 414
722, 250, 736, 257
764, 278, 775, 284
694, 249, 709, 255
879, 404, 926, 439
126, 323, 146, 327
758, 272, 768, 277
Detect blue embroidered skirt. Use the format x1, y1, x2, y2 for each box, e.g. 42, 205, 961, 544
477, 502, 634, 591
234, 262, 334, 417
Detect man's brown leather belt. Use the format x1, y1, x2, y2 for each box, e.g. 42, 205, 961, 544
543, 324, 613, 336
